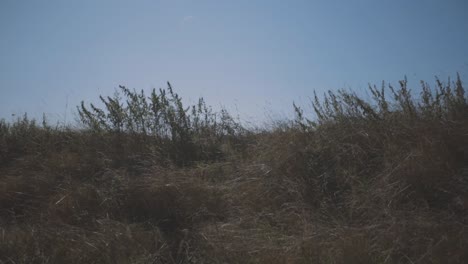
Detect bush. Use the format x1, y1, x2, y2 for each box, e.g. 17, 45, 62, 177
77, 83, 244, 166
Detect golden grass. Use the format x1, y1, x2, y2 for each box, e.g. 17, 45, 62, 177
1, 76, 468, 263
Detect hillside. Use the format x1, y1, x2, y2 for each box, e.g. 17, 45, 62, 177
1, 76, 467, 263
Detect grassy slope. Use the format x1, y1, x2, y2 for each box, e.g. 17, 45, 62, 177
1, 77, 468, 263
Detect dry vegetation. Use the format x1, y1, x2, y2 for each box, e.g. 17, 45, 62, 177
1, 76, 468, 263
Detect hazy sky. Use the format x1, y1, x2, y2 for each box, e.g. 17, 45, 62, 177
1, 0, 467, 124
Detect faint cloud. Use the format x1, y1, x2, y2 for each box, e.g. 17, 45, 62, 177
181, 16, 194, 26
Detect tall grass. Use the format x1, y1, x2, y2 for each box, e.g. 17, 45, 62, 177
1, 76, 467, 263
77, 83, 245, 167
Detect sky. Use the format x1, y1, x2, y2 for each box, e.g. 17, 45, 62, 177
1, 0, 467, 124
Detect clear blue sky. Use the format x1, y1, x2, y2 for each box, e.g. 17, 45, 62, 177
1, 0, 467, 124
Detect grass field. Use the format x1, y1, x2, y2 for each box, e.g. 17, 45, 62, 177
1, 76, 467, 263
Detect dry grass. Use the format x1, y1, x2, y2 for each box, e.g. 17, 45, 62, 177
1, 76, 468, 263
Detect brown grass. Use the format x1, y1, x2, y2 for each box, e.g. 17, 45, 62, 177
1, 76, 468, 263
